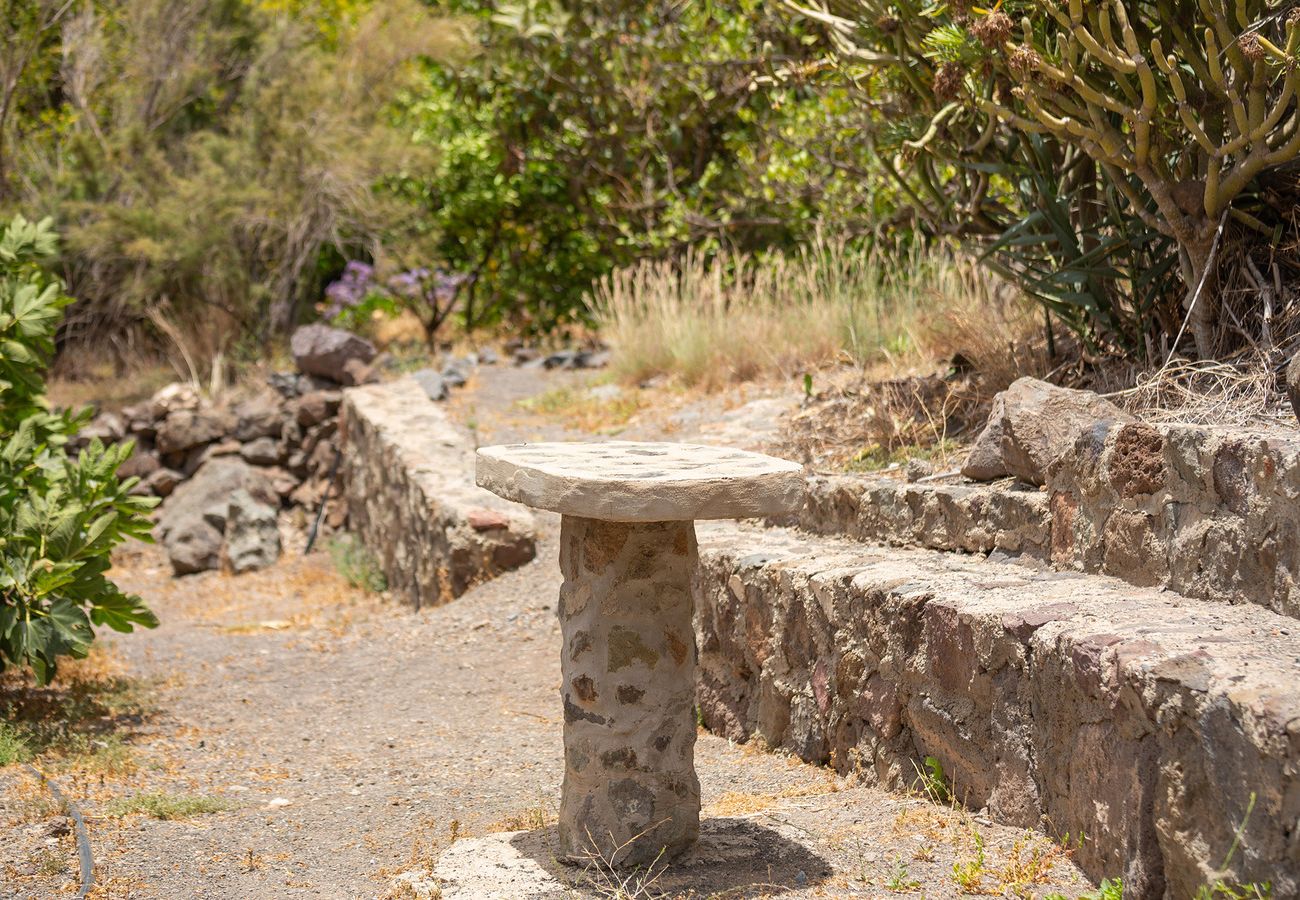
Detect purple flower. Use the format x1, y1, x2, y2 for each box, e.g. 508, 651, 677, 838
323, 260, 377, 318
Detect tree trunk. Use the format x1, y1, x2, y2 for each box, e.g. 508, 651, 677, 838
1179, 228, 1219, 359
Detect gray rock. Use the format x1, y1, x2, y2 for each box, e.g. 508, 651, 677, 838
962, 377, 1133, 485
290, 324, 376, 384
904, 458, 934, 482
441, 361, 470, 387
156, 409, 230, 455
240, 436, 282, 466
542, 350, 577, 370
223, 489, 281, 573
233, 392, 284, 441
267, 372, 300, 398
411, 369, 448, 401
1287, 353, 1300, 423
477, 347, 500, 365
575, 349, 610, 369
156, 458, 276, 575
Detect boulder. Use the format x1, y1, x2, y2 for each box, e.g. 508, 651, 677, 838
1287, 353, 1300, 423
290, 324, 375, 384
233, 392, 284, 441
962, 377, 1133, 485
223, 489, 281, 573
156, 458, 277, 575
156, 409, 230, 455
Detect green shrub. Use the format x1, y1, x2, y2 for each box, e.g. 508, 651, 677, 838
396, 0, 880, 335
0, 215, 158, 684
2, 0, 461, 368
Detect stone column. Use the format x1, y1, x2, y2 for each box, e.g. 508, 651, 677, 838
556, 515, 700, 868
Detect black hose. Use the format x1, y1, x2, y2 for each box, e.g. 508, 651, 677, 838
24, 763, 94, 898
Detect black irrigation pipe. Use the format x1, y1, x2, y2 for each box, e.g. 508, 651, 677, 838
305, 446, 343, 555
24, 763, 94, 898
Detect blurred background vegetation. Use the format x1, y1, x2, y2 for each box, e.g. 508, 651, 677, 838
2, 0, 1298, 384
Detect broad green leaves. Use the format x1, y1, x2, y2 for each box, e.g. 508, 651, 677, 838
0, 215, 158, 684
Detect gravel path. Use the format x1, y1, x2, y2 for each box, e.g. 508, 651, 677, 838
1, 364, 1093, 898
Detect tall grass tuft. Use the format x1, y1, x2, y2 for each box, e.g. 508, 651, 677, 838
594, 237, 1031, 388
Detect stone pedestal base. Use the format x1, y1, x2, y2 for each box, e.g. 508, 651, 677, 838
556, 516, 700, 867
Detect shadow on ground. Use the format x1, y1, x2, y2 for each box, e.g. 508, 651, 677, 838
434, 817, 833, 898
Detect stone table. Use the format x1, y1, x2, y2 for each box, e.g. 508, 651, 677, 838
476, 441, 804, 867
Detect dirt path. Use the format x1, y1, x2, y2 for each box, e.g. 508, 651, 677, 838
2, 365, 1093, 899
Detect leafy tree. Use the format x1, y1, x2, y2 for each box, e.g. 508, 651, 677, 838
3, 0, 462, 369
0, 215, 157, 684
397, 0, 875, 333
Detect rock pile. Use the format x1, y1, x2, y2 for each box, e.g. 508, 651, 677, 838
75, 325, 384, 575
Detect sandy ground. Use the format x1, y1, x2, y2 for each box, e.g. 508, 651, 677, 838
1, 363, 1094, 899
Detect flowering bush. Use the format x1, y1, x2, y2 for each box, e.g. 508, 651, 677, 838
323, 261, 467, 346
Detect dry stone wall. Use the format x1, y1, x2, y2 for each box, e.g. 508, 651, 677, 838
692, 523, 1300, 898
1047, 422, 1300, 618
788, 421, 1300, 621
340, 377, 536, 606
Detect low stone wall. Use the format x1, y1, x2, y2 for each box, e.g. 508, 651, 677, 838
791, 475, 1050, 559
340, 378, 536, 606
1048, 422, 1300, 619
788, 421, 1300, 620
693, 523, 1300, 898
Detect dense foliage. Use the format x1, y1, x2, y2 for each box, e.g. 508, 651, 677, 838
789, 0, 1300, 358
396, 0, 877, 333
0, 216, 157, 683
1, 0, 459, 369
4, 0, 1295, 362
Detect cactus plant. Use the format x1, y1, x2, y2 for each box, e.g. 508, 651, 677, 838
792, 0, 1300, 358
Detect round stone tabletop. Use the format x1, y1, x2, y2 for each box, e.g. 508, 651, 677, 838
475, 441, 805, 522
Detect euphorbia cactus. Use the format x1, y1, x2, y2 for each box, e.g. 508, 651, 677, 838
794, 0, 1300, 357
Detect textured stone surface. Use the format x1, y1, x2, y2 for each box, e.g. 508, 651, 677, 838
156, 458, 277, 575
340, 377, 537, 606
290, 324, 376, 384
476, 441, 804, 522
1048, 422, 1300, 618
693, 522, 1300, 898
222, 489, 282, 573
962, 377, 1133, 485
557, 517, 700, 866
155, 408, 231, 455
787, 474, 1050, 558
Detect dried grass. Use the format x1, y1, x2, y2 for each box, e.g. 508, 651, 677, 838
1105, 356, 1290, 428
595, 236, 1043, 390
